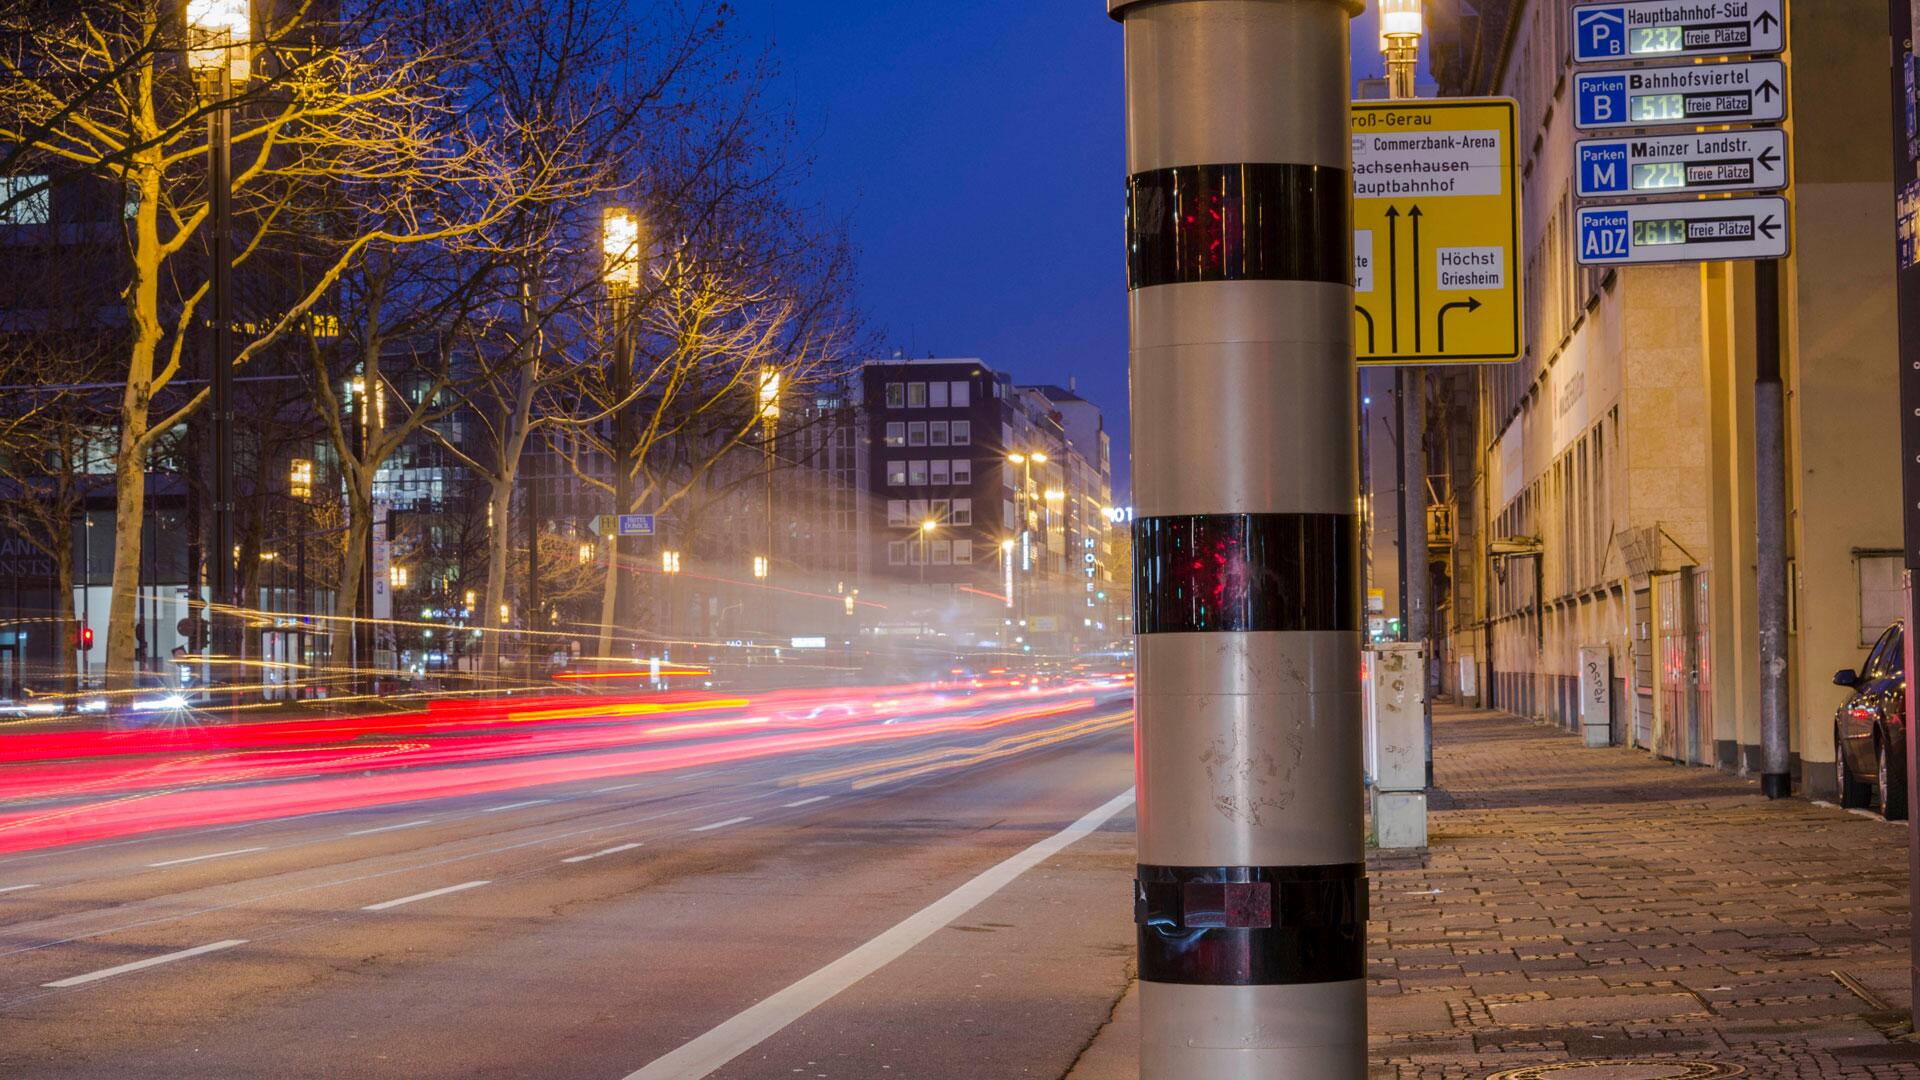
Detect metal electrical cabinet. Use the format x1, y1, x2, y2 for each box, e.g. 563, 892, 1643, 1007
1368, 643, 1428, 849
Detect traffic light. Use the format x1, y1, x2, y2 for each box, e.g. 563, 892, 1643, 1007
77, 626, 92, 650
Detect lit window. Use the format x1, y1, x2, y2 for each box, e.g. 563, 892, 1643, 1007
929, 421, 949, 447
929, 381, 949, 408
907, 383, 927, 408
909, 421, 927, 447
952, 420, 971, 446
885, 383, 905, 408
885, 422, 905, 447
2, 175, 50, 225
951, 381, 971, 408
887, 461, 907, 486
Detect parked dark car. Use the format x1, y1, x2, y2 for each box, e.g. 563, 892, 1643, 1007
1834, 621, 1907, 820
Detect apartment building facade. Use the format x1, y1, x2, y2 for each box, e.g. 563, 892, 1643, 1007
861, 358, 1117, 660
1426, 0, 1902, 792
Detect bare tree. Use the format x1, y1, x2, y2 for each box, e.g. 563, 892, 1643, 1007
0, 351, 112, 699
550, 229, 860, 661
0, 1, 577, 689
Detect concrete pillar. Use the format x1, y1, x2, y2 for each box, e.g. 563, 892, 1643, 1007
1110, 0, 1366, 1075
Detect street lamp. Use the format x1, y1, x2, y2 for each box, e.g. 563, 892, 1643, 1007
288, 458, 312, 691
602, 208, 643, 294
601, 207, 644, 658
187, 0, 250, 670
919, 520, 939, 586
757, 366, 781, 597
1379, 0, 1424, 99
752, 555, 769, 580
1005, 451, 1051, 630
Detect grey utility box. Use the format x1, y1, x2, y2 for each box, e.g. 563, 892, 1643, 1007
1579, 645, 1611, 748
1367, 643, 1428, 849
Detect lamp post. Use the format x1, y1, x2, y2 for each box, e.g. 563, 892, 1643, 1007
1006, 451, 1048, 641
919, 520, 938, 638
186, 0, 249, 672
756, 367, 780, 642
600, 207, 642, 659
661, 548, 682, 643
289, 458, 311, 696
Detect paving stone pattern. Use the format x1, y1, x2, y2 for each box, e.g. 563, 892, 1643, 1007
1369, 708, 1920, 1078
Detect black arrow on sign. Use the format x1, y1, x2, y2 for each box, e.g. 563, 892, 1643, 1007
1758, 215, 1781, 240
1437, 297, 1482, 352
1409, 206, 1426, 353
1758, 145, 1782, 172
1755, 10, 1779, 33
1355, 306, 1376, 353
1385, 206, 1401, 352
1756, 79, 1781, 104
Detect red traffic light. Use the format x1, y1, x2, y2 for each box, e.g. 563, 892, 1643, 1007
78, 626, 93, 649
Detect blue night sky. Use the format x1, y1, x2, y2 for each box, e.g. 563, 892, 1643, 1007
727, 2, 1423, 499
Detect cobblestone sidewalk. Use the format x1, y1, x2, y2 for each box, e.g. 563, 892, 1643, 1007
1066, 706, 1920, 1079
1371, 706, 1920, 1078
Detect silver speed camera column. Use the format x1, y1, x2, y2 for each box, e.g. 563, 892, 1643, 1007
1110, 0, 1367, 1077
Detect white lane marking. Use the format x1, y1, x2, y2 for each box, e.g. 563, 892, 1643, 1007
42, 938, 247, 988
146, 847, 267, 868
782, 796, 829, 808
561, 842, 644, 864
361, 880, 491, 912
346, 819, 434, 837
624, 788, 1136, 1080
479, 799, 552, 814
593, 783, 644, 794
0, 884, 41, 895
689, 816, 751, 833
0, 798, 738, 961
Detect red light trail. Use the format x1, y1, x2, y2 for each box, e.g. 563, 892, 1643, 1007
0, 680, 1127, 855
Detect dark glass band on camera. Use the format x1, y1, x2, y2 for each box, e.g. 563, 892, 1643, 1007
1133, 513, 1357, 635
1135, 863, 1367, 985
1126, 163, 1351, 291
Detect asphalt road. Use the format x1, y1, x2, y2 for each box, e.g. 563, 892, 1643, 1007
0, 685, 1138, 1079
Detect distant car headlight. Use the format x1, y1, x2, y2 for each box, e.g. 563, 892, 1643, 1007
130, 694, 188, 712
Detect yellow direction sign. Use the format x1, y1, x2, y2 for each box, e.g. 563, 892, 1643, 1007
1353, 98, 1523, 365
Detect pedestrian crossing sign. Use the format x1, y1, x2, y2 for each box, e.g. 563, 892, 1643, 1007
1352, 98, 1524, 365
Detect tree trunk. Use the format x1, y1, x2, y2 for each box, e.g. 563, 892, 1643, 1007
481, 475, 513, 681
237, 451, 270, 621
104, 134, 164, 694
330, 478, 371, 676
104, 448, 147, 692
52, 533, 78, 701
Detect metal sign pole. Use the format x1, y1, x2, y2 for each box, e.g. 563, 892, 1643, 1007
1755, 257, 1790, 798
1111, 0, 1367, 1074
1884, 0, 1920, 1022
